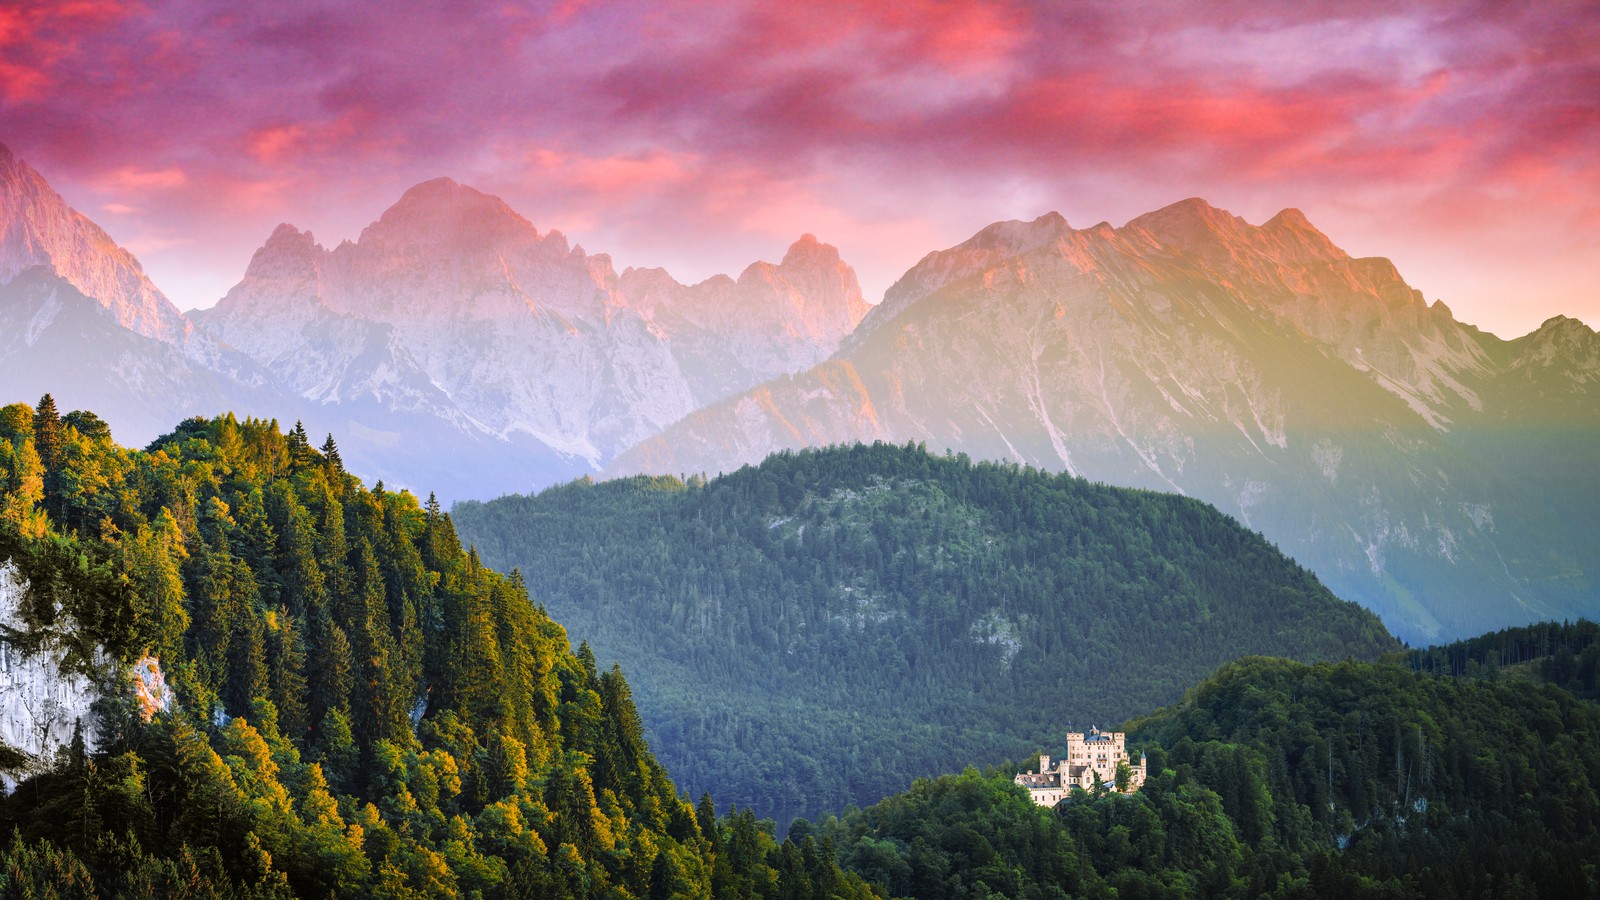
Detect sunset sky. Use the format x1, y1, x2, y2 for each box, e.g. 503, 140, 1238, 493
4, 0, 1596, 338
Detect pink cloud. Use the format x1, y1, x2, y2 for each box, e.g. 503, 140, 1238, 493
0, 0, 1592, 337
245, 125, 308, 164
98, 166, 189, 191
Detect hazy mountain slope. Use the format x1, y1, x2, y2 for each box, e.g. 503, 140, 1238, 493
611, 203, 1598, 643
0, 145, 313, 450
454, 442, 1397, 827
0, 268, 285, 446
620, 233, 872, 405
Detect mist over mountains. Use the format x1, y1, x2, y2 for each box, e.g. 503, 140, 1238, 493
1, 143, 1595, 642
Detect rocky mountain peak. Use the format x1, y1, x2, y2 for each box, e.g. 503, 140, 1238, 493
781, 233, 834, 266
1532, 314, 1594, 337
1261, 207, 1348, 263
1264, 206, 1313, 230
266, 221, 315, 246
674, 237, 852, 339
0, 143, 188, 343
1126, 199, 1349, 269
968, 211, 1072, 256
1127, 197, 1250, 251
194, 223, 330, 338
754, 235, 870, 330
1515, 315, 1600, 367
860, 212, 1074, 336
359, 177, 539, 251
235, 223, 323, 285
251, 223, 321, 267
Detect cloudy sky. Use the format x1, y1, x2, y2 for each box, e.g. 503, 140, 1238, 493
5, 0, 1596, 338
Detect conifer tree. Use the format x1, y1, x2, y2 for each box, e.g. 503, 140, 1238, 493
268, 610, 311, 740
286, 420, 315, 467
320, 433, 343, 473
32, 393, 61, 470
224, 608, 269, 717
269, 484, 325, 620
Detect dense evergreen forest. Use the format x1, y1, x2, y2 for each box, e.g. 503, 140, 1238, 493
1, 398, 1593, 897
453, 443, 1398, 826
819, 656, 1600, 898
1400, 619, 1600, 701
0, 398, 877, 898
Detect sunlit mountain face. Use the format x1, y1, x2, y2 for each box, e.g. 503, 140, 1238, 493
611, 201, 1600, 644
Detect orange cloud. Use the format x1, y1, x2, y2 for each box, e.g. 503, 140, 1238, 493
246, 125, 308, 164
105, 166, 189, 190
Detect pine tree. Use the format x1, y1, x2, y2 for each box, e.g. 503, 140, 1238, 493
270, 483, 325, 620
696, 793, 719, 846
268, 610, 311, 741
321, 433, 343, 473
32, 393, 64, 518
316, 708, 359, 795
286, 420, 315, 467
224, 608, 269, 717
32, 393, 61, 469
647, 851, 677, 900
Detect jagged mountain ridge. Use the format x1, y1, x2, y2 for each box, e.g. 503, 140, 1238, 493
3, 145, 1595, 639
0, 268, 288, 442
0, 144, 189, 344
0, 145, 301, 449
0, 147, 870, 499
194, 178, 871, 472
611, 201, 1600, 643
620, 232, 873, 405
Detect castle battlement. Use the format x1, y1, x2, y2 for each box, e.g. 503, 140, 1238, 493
1014, 726, 1147, 806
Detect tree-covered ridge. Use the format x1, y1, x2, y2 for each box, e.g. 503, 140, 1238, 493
453, 442, 1398, 827
0, 398, 877, 898
821, 656, 1600, 898
1400, 619, 1600, 701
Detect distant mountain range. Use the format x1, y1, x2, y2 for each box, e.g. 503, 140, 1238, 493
609, 202, 1600, 643
0, 146, 867, 500
1, 143, 1595, 641
195, 178, 869, 472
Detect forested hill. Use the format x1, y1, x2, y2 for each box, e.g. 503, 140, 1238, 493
818, 656, 1600, 898
453, 442, 1398, 827
0, 399, 877, 898
1400, 619, 1600, 701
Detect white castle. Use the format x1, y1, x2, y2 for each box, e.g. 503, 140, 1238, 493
1014, 727, 1148, 806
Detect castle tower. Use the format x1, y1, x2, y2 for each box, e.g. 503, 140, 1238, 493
1017, 725, 1148, 806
